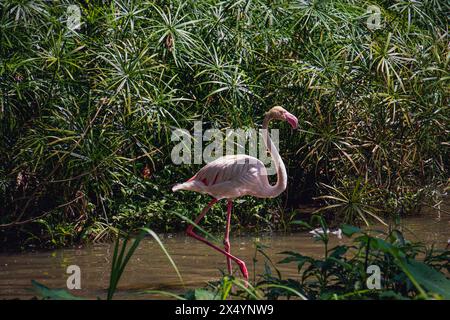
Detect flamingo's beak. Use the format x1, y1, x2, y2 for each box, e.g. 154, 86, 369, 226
284, 112, 298, 129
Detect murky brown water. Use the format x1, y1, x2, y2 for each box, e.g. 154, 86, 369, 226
0, 203, 448, 300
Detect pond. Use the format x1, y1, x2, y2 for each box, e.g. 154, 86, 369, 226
0, 202, 448, 299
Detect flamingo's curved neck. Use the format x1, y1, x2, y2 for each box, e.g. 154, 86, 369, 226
262, 113, 287, 198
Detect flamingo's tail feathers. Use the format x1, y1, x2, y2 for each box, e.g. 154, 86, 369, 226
172, 183, 187, 192
172, 180, 202, 192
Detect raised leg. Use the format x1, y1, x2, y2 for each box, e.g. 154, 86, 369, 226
186, 198, 248, 280
224, 200, 232, 275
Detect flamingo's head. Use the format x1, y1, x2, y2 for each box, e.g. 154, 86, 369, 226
267, 106, 298, 129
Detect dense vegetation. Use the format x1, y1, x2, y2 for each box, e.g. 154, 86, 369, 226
0, 0, 448, 248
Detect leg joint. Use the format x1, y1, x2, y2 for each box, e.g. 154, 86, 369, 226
186, 226, 194, 237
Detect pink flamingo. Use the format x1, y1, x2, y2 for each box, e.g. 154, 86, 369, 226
172, 106, 298, 281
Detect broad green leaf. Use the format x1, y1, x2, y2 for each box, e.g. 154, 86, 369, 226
194, 288, 219, 300
31, 280, 83, 300
401, 259, 450, 299
341, 224, 361, 237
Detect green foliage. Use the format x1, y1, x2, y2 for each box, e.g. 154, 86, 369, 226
314, 179, 386, 226
107, 227, 183, 300
31, 280, 84, 300
0, 0, 448, 246
259, 216, 450, 300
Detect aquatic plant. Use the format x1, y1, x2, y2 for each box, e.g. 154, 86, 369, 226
258, 216, 450, 300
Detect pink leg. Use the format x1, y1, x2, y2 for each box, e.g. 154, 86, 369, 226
224, 200, 232, 275
186, 198, 248, 280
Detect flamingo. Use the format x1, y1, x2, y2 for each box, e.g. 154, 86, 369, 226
172, 106, 298, 281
